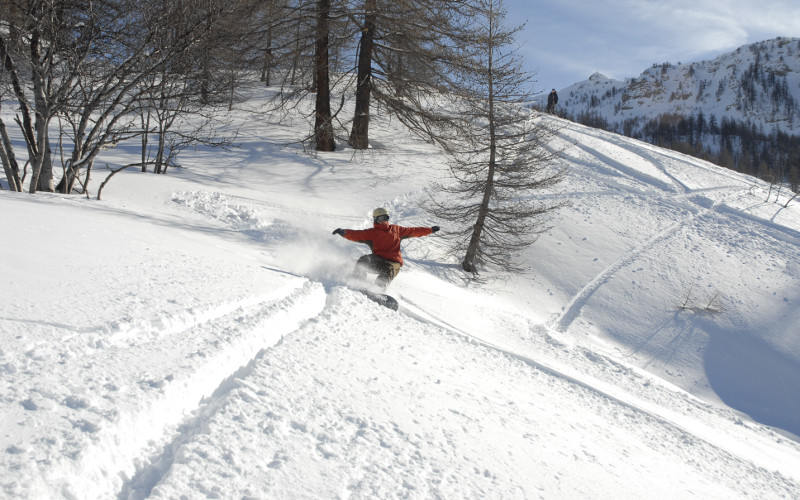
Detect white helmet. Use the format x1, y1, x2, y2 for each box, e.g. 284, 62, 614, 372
373, 207, 389, 222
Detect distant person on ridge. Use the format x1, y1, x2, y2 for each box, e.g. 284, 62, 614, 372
546, 88, 559, 114
332, 208, 440, 291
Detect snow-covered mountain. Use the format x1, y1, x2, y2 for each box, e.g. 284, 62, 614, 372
542, 38, 800, 180
556, 37, 800, 134
2, 83, 800, 498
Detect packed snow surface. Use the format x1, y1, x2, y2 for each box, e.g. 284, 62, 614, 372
2, 84, 800, 499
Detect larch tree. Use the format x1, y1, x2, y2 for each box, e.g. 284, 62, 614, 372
256, 0, 469, 152
254, 0, 352, 152
346, 0, 471, 149
133, 0, 250, 177
426, 0, 565, 274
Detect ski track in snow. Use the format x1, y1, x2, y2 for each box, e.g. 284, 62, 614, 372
398, 292, 800, 485
115, 280, 327, 499
126, 287, 800, 498
4, 279, 326, 499
551, 122, 797, 335
551, 216, 688, 334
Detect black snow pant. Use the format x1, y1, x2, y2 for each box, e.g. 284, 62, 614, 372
353, 254, 402, 291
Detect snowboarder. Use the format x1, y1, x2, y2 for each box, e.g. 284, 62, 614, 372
546, 89, 559, 114
332, 207, 440, 291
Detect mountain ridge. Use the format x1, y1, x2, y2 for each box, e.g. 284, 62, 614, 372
542, 37, 800, 183
555, 37, 800, 132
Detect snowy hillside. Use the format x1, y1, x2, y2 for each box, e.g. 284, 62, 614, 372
550, 37, 800, 135
2, 84, 800, 499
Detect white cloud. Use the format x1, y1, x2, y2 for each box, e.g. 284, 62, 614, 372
511, 0, 800, 88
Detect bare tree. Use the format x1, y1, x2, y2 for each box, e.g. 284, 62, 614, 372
252, 0, 352, 151
136, 70, 235, 176
133, 0, 248, 176
0, 0, 78, 193
425, 0, 565, 274
346, 0, 470, 149
0, 0, 237, 194
262, 0, 320, 91
253, 0, 467, 152
0, 43, 23, 191
258, 0, 281, 85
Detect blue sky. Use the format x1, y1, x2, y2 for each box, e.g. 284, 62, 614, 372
504, 0, 800, 94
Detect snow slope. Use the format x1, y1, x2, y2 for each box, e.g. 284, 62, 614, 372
2, 84, 800, 499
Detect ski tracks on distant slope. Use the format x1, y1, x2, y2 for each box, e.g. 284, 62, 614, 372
551, 136, 691, 334
551, 126, 757, 335
550, 216, 687, 334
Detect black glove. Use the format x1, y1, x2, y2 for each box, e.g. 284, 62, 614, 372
332, 228, 346, 236
431, 226, 440, 233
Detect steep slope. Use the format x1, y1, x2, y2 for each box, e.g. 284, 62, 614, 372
525, 118, 800, 437
2, 84, 800, 498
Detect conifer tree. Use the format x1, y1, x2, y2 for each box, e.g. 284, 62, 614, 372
425, 0, 564, 274
346, 0, 471, 149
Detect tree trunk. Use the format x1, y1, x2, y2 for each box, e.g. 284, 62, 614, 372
462, 156, 496, 272
261, 0, 275, 85
0, 118, 22, 191
36, 138, 55, 192
82, 159, 93, 197
290, 22, 301, 86
314, 0, 336, 152
155, 121, 166, 174
28, 29, 55, 193
55, 156, 78, 193
462, 35, 497, 272
1, 36, 33, 192
141, 110, 151, 172
28, 124, 54, 194
57, 128, 87, 193
348, 0, 376, 149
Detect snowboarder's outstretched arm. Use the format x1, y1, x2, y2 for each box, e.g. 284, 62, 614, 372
332, 226, 439, 238
333, 223, 440, 266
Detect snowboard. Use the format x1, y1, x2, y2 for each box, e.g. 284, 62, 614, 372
360, 290, 399, 311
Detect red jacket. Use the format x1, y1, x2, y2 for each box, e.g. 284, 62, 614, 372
344, 222, 433, 266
